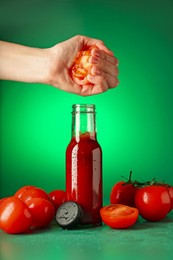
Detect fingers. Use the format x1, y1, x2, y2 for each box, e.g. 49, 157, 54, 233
79, 83, 107, 96
87, 48, 119, 90
91, 48, 118, 65
87, 73, 119, 91
78, 35, 114, 56
91, 63, 119, 79
62, 35, 119, 96
90, 49, 118, 76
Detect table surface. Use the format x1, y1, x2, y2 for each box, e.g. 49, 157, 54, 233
0, 212, 173, 260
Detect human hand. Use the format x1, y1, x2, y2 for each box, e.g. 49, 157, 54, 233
45, 35, 119, 96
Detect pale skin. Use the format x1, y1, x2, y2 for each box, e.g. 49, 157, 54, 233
0, 35, 119, 96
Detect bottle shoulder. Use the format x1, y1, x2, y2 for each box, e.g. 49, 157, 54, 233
66, 137, 102, 153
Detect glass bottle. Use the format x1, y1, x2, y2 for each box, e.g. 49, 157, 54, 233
66, 104, 102, 226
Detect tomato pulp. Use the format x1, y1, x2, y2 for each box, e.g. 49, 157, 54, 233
66, 133, 102, 225
70, 49, 92, 85
100, 204, 139, 229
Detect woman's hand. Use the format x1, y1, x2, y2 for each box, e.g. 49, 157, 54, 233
0, 35, 119, 96
45, 35, 119, 96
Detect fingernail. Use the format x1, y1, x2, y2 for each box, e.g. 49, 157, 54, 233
95, 68, 101, 75
92, 67, 101, 75
87, 74, 95, 80
94, 49, 100, 57
90, 56, 99, 64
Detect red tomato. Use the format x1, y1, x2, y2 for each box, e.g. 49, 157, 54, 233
0, 197, 7, 206
49, 190, 66, 211
135, 185, 171, 221
110, 181, 138, 207
0, 198, 8, 229
100, 204, 139, 229
167, 186, 173, 211
20, 187, 50, 203
15, 185, 35, 199
0, 196, 33, 234
70, 48, 93, 85
25, 198, 55, 227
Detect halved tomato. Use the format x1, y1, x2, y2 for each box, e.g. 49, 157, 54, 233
100, 204, 139, 229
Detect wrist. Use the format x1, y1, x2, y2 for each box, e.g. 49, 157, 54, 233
0, 41, 52, 84
41, 47, 55, 86
42, 45, 62, 88
28, 47, 51, 85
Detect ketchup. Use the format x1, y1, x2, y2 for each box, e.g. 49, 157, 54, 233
66, 104, 102, 225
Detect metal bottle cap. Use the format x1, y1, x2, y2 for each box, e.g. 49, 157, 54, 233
55, 201, 83, 229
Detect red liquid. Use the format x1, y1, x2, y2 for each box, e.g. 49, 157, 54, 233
66, 133, 102, 225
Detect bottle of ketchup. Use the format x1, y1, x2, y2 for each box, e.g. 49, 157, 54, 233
66, 104, 102, 226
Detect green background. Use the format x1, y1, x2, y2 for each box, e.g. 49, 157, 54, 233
0, 0, 173, 200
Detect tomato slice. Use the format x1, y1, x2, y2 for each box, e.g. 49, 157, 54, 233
100, 204, 139, 229
70, 48, 92, 85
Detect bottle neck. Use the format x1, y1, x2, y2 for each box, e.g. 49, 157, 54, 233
71, 104, 96, 141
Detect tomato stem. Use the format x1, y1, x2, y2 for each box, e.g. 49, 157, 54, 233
129, 170, 132, 182
120, 171, 172, 188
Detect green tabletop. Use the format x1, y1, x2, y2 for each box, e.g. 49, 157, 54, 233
0, 212, 173, 260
